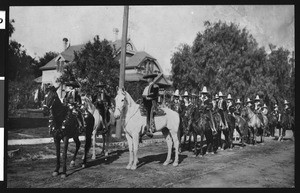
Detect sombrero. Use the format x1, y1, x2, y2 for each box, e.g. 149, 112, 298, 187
284, 100, 289, 105
246, 98, 252, 103
236, 98, 241, 104
201, 86, 208, 94
227, 94, 233, 100
218, 91, 225, 97
254, 95, 260, 101
173, 89, 180, 97
182, 91, 189, 97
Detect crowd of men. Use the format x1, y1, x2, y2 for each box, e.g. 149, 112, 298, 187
166, 86, 293, 136
55, 74, 293, 139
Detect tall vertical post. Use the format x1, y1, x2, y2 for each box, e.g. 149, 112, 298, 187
115, 6, 129, 139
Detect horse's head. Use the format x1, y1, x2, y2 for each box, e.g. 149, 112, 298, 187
240, 106, 248, 118
114, 88, 126, 119
43, 86, 59, 110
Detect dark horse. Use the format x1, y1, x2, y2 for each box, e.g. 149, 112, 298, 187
279, 112, 294, 141
186, 103, 216, 156
43, 86, 94, 178
268, 112, 281, 138
213, 110, 235, 150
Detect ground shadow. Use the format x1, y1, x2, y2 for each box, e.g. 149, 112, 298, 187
66, 149, 128, 177
136, 153, 188, 169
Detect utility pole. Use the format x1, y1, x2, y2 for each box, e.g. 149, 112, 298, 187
115, 6, 129, 139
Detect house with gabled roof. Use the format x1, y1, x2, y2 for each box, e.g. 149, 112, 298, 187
39, 37, 171, 100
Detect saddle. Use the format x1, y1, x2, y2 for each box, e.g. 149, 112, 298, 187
139, 105, 166, 117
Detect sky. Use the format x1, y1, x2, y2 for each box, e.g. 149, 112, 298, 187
9, 5, 294, 75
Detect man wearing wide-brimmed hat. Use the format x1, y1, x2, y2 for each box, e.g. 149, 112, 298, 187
170, 89, 182, 113
217, 91, 229, 129
142, 73, 159, 137
63, 79, 84, 131
92, 81, 112, 129
226, 94, 235, 114
211, 93, 219, 111
246, 98, 252, 108
200, 86, 217, 135
234, 98, 242, 116
253, 95, 265, 126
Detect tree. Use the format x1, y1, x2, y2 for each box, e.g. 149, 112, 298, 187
57, 35, 119, 98
171, 20, 294, 109
8, 19, 40, 113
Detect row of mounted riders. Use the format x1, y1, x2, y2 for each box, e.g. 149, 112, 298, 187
166, 92, 295, 157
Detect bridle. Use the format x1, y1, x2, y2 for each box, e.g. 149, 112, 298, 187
115, 93, 126, 118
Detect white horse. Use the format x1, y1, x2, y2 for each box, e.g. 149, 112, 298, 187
81, 95, 115, 159
114, 88, 181, 170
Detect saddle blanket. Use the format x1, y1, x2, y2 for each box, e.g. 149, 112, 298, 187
139, 105, 166, 117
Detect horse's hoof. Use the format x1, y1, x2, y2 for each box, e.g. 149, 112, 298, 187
211, 152, 215, 155
61, 174, 67, 179
220, 148, 224, 151
163, 161, 171, 166
91, 156, 96, 160
126, 165, 132, 170
81, 164, 86, 168
173, 162, 178, 167
130, 165, 137, 170
52, 172, 59, 177
70, 160, 75, 167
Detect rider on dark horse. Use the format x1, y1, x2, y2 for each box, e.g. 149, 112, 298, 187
283, 100, 292, 131
170, 89, 183, 113
234, 98, 242, 116
226, 94, 235, 115
92, 81, 112, 131
253, 95, 264, 127
142, 73, 159, 137
63, 80, 84, 132
217, 91, 229, 129
199, 86, 217, 135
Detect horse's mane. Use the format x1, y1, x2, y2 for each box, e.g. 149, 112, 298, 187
124, 91, 136, 108
81, 95, 96, 112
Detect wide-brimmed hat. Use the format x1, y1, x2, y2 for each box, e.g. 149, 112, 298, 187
246, 98, 252, 103
262, 104, 267, 109
284, 100, 289, 105
218, 91, 225, 97
227, 94, 233, 100
201, 86, 208, 94
66, 80, 80, 88
274, 104, 278, 108
254, 95, 260, 101
173, 89, 180, 96
143, 73, 158, 79
96, 81, 106, 87
236, 98, 241, 104
213, 94, 219, 100
182, 91, 189, 97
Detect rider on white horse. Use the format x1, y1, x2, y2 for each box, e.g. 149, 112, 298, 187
142, 73, 159, 137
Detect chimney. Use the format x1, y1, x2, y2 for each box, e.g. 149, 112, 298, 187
63, 38, 69, 51
113, 28, 119, 41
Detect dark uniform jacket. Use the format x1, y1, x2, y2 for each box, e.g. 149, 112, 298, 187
142, 82, 159, 101
92, 89, 111, 108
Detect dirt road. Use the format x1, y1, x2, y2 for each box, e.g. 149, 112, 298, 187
7, 133, 294, 188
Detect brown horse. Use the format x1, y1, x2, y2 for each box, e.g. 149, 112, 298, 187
233, 113, 249, 147
43, 86, 94, 178
241, 106, 265, 145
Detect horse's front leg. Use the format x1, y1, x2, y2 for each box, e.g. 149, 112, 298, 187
82, 133, 92, 168
52, 137, 61, 177
100, 133, 106, 157
199, 133, 204, 156
162, 129, 172, 166
92, 130, 97, 159
125, 133, 133, 170
70, 136, 81, 167
193, 132, 198, 157
131, 134, 140, 170
61, 136, 69, 178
